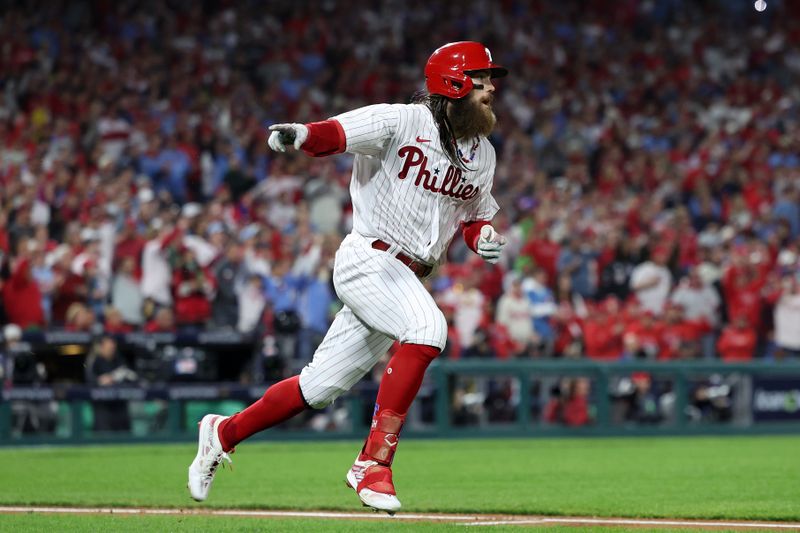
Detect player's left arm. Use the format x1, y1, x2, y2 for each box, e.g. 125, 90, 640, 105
462, 150, 505, 264
463, 214, 506, 265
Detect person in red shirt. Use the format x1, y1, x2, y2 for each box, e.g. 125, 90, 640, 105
144, 307, 177, 333
104, 307, 134, 334
0, 209, 9, 255
50, 250, 88, 325
552, 300, 583, 358
113, 220, 146, 279
721, 250, 769, 331
717, 315, 757, 361
1, 257, 45, 329
171, 247, 216, 326
520, 229, 560, 287
582, 297, 624, 361
543, 377, 592, 426
659, 303, 709, 360
622, 311, 664, 360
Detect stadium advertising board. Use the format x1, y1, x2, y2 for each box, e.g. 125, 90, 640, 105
752, 377, 800, 422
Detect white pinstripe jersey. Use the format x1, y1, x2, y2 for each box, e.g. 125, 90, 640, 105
332, 103, 499, 264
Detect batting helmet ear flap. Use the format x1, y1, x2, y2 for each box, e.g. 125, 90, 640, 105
440, 73, 474, 99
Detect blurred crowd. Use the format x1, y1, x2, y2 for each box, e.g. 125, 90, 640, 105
1, 0, 800, 374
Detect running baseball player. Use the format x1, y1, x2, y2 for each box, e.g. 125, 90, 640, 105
188, 41, 508, 513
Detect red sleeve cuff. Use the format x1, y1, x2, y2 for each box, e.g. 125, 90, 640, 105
462, 220, 491, 253
301, 120, 346, 157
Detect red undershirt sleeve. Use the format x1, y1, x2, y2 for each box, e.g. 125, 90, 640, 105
462, 220, 491, 253
301, 120, 347, 157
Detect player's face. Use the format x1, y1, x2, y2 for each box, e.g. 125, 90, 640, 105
468, 72, 495, 111
448, 70, 497, 138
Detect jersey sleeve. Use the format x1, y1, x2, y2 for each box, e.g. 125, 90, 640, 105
472, 189, 500, 221
466, 144, 500, 221
332, 103, 401, 156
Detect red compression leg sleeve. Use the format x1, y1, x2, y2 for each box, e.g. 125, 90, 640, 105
374, 343, 440, 416
218, 375, 307, 451
361, 343, 440, 465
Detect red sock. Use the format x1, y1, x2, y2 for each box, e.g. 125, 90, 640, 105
218, 375, 307, 451
374, 343, 439, 415
361, 343, 439, 465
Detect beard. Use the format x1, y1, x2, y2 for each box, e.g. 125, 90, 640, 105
448, 94, 497, 139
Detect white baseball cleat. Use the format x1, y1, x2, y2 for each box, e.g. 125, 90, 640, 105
345, 454, 402, 514
188, 414, 232, 501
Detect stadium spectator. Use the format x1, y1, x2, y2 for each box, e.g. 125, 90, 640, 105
551, 274, 585, 358
212, 242, 246, 329
658, 303, 707, 361
598, 237, 643, 302
521, 266, 557, 357
85, 335, 135, 432
65, 303, 95, 332
50, 250, 87, 326
543, 377, 592, 427
29, 244, 56, 323
623, 372, 665, 425
495, 278, 535, 355
144, 308, 177, 333
622, 312, 664, 361
297, 265, 335, 362
172, 247, 216, 327
104, 307, 134, 334
110, 257, 145, 326
556, 236, 598, 300
670, 267, 721, 358
442, 272, 486, 351
582, 298, 624, 361
264, 259, 304, 362
717, 316, 758, 362
83, 260, 106, 320
772, 275, 800, 359
113, 220, 146, 279
238, 274, 267, 334
2, 258, 44, 329
629, 247, 673, 315
141, 223, 181, 311
519, 227, 561, 287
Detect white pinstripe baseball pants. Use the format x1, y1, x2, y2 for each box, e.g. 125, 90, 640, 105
299, 232, 447, 408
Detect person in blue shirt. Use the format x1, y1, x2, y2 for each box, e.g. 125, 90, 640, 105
522, 266, 557, 357
297, 265, 336, 364
556, 236, 598, 300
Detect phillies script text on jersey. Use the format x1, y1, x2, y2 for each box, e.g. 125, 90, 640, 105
397, 146, 480, 201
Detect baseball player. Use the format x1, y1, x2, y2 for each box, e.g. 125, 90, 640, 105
188, 41, 508, 513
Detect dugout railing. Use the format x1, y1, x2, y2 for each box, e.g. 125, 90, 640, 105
2, 360, 800, 445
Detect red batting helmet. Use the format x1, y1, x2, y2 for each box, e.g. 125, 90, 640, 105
424, 41, 508, 99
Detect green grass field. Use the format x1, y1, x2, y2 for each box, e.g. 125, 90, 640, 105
1, 435, 798, 531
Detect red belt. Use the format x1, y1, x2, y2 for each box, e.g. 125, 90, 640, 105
371, 240, 433, 279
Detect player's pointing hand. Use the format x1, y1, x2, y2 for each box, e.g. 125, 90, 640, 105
476, 225, 507, 264
267, 123, 309, 152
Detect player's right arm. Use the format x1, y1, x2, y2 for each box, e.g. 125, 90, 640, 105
267, 104, 400, 157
